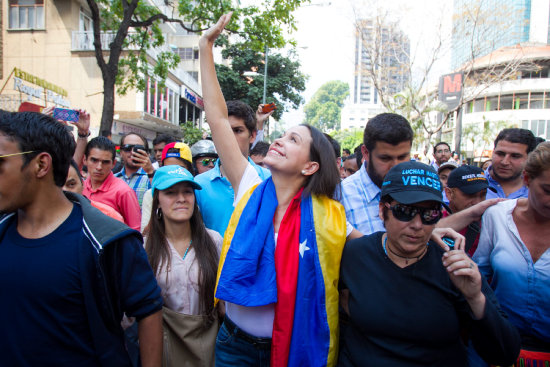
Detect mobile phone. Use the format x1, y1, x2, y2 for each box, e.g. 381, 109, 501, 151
132, 145, 146, 153
53, 108, 80, 122
261, 103, 277, 114
442, 237, 455, 250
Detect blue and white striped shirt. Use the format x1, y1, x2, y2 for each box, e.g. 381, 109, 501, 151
340, 162, 385, 235
115, 167, 151, 207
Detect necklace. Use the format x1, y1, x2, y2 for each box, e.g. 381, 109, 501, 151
383, 236, 428, 265
182, 240, 192, 260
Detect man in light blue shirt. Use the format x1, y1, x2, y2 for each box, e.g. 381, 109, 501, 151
484, 128, 536, 199
341, 113, 413, 235
195, 101, 270, 236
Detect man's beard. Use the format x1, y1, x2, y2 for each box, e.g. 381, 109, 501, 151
367, 155, 385, 188
491, 166, 522, 182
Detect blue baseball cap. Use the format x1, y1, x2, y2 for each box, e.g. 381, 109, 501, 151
381, 161, 443, 204
152, 165, 202, 196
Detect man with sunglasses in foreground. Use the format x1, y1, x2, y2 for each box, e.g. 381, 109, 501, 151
338, 161, 520, 366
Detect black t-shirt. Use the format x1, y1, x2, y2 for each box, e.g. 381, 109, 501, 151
338, 231, 519, 367
0, 204, 98, 366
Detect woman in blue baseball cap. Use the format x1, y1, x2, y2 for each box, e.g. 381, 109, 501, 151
338, 161, 520, 366
144, 165, 222, 366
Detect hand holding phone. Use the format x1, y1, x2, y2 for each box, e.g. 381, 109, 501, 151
261, 103, 276, 114
53, 108, 80, 122
442, 237, 455, 250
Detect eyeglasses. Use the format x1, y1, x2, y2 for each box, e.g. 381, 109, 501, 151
199, 158, 216, 166
385, 203, 442, 225
436, 149, 451, 154
0, 150, 36, 159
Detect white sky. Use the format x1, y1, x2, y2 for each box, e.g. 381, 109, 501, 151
275, 0, 453, 127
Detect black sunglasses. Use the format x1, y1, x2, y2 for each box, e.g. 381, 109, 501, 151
200, 158, 216, 166
385, 203, 441, 225
120, 144, 146, 153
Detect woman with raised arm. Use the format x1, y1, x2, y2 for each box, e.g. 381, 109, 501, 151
200, 14, 347, 367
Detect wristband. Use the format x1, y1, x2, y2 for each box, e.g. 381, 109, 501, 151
147, 171, 156, 178
78, 131, 91, 139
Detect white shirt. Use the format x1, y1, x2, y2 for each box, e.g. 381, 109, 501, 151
156, 229, 222, 315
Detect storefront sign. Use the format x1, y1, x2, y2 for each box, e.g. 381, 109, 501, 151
183, 88, 204, 108
12, 68, 70, 107
112, 121, 156, 141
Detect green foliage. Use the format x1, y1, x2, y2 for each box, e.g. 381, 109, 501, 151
304, 81, 349, 131
92, 0, 309, 95
180, 121, 204, 145
461, 117, 512, 158
329, 128, 363, 152
216, 44, 307, 120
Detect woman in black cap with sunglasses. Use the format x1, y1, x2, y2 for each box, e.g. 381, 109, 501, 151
338, 161, 520, 367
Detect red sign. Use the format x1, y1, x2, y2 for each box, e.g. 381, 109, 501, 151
18, 102, 44, 112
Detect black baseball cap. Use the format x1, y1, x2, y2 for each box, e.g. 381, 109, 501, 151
447, 165, 488, 194
381, 161, 443, 204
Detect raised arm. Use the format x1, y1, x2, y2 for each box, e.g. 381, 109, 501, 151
199, 13, 248, 193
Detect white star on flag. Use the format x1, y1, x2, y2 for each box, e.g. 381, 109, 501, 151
299, 239, 310, 258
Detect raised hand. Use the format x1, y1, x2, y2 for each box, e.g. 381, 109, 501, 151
199, 13, 233, 48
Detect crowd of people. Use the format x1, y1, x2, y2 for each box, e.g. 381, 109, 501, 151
0, 13, 548, 367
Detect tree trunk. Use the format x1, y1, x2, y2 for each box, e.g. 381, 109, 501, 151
454, 108, 463, 159
100, 75, 116, 135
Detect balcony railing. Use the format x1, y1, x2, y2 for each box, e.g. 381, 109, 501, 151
72, 31, 117, 51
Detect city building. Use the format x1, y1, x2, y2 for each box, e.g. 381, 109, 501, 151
461, 45, 550, 152
1, 0, 204, 144
448, 0, 550, 159
451, 0, 542, 69
341, 18, 410, 130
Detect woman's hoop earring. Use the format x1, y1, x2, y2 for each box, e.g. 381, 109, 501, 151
156, 208, 163, 220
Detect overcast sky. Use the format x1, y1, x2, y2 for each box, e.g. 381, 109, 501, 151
277, 0, 453, 127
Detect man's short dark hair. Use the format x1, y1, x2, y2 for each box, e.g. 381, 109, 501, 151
354, 144, 363, 169
153, 134, 176, 146
433, 142, 450, 153
363, 113, 413, 152
0, 111, 75, 187
343, 153, 356, 162
343, 148, 351, 155
85, 136, 116, 161
227, 100, 256, 135
494, 128, 536, 154
120, 132, 149, 152
100, 129, 112, 138
324, 133, 341, 159
250, 141, 270, 157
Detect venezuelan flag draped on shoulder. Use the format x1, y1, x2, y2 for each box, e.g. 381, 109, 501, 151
215, 177, 346, 367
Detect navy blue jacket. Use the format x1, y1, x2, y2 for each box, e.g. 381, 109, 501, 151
0, 192, 162, 366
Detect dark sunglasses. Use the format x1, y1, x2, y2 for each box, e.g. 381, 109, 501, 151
385, 203, 442, 225
120, 144, 146, 152
200, 158, 216, 166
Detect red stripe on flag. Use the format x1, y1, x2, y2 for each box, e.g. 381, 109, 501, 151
271, 188, 303, 367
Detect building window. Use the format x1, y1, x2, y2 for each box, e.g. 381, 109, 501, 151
9, 0, 44, 30
176, 47, 198, 60
144, 78, 179, 124
530, 93, 544, 109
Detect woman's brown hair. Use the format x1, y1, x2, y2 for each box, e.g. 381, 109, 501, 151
145, 189, 219, 318
524, 141, 550, 180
